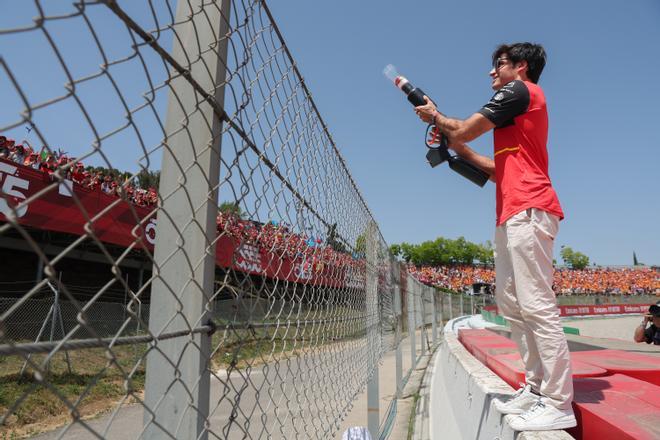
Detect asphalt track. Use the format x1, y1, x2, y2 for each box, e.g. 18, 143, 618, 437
564, 315, 652, 342
31, 344, 375, 440
562, 315, 660, 356
30, 315, 659, 439
31, 331, 416, 440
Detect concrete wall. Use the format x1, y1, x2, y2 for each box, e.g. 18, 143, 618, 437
429, 329, 572, 440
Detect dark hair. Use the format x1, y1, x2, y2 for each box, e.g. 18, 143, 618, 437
492, 42, 546, 84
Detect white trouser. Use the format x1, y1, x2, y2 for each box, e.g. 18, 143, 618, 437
494, 208, 573, 409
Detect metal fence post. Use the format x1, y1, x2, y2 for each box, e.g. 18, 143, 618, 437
35, 257, 44, 284
408, 282, 416, 368
439, 292, 444, 326
470, 294, 475, 315
448, 293, 453, 321
143, 1, 231, 438
366, 222, 379, 437
122, 273, 129, 324
460, 293, 464, 316
419, 284, 426, 357
48, 273, 61, 346
431, 288, 437, 345
394, 284, 403, 398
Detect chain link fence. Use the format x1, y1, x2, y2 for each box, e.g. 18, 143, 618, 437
0, 1, 466, 439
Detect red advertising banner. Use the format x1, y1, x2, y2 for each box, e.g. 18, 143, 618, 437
559, 303, 652, 317
484, 303, 651, 317
0, 159, 360, 288
0, 158, 157, 249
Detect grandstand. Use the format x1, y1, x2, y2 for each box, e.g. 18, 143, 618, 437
0, 147, 365, 300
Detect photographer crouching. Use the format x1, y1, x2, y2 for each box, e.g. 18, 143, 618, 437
634, 302, 660, 345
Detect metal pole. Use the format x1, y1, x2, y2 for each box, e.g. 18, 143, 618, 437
49, 274, 60, 344
122, 273, 129, 323
143, 1, 230, 438
419, 284, 426, 356
35, 257, 44, 284
19, 303, 53, 377
460, 293, 464, 316
394, 285, 403, 398
448, 293, 453, 321
136, 300, 142, 334
367, 371, 380, 438
409, 281, 416, 368
440, 292, 445, 328
58, 306, 72, 374
51, 272, 71, 373
470, 294, 475, 315
137, 268, 144, 334
366, 222, 379, 437
431, 288, 437, 345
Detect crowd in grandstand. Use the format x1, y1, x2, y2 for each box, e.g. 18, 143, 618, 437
410, 265, 496, 293
216, 213, 346, 267
408, 264, 660, 295
0, 135, 158, 207
1, 134, 353, 269
553, 267, 659, 295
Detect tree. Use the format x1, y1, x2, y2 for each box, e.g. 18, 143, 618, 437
219, 201, 245, 219
448, 236, 481, 265
389, 236, 495, 267
560, 246, 590, 270
399, 242, 415, 263
476, 240, 494, 266
355, 233, 366, 257
389, 243, 402, 258
415, 240, 446, 266
571, 252, 590, 270
136, 168, 160, 190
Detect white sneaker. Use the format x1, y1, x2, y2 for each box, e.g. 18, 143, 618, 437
509, 400, 577, 431
493, 384, 539, 415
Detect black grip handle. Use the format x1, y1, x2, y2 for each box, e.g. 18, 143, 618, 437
447, 157, 490, 187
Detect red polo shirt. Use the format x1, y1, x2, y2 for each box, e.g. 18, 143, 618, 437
478, 80, 563, 226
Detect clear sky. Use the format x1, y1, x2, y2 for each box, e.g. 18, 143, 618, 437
266, 0, 660, 266
1, 1, 659, 267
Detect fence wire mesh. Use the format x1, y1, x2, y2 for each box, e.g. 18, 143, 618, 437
0, 1, 425, 439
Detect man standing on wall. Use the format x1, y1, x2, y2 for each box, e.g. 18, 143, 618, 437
414, 42, 576, 431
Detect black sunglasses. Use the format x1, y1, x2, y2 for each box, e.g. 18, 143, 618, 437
493, 57, 511, 70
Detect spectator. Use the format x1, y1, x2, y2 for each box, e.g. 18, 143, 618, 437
9, 144, 26, 165
0, 138, 13, 158
25, 152, 40, 169
71, 162, 86, 183
39, 154, 57, 174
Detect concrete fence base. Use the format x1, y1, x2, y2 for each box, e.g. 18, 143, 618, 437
428, 327, 572, 440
